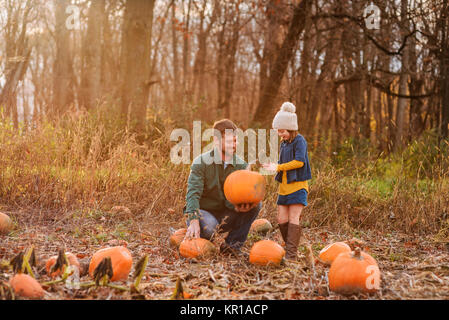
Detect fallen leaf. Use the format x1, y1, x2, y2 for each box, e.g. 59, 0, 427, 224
183, 291, 193, 299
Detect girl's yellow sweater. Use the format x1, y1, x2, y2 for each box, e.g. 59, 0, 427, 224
276, 160, 309, 195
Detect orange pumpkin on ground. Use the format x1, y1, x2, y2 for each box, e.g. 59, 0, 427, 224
45, 252, 80, 278
319, 242, 351, 265
9, 274, 45, 299
179, 238, 216, 259
169, 228, 187, 247
250, 219, 272, 234
249, 240, 285, 266
328, 247, 381, 295
0, 212, 13, 235
88, 246, 133, 282
223, 170, 266, 205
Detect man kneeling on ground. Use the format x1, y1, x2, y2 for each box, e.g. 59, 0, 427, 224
183, 119, 261, 256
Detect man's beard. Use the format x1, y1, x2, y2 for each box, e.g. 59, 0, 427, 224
223, 146, 235, 158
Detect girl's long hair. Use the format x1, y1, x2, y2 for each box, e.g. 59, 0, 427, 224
286, 130, 298, 143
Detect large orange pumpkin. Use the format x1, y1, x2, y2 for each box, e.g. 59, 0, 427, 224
250, 219, 272, 234
179, 238, 216, 259
45, 252, 80, 278
9, 274, 45, 299
319, 242, 351, 265
328, 248, 381, 295
249, 240, 285, 266
88, 246, 133, 282
223, 170, 265, 205
0, 212, 13, 235
169, 228, 187, 247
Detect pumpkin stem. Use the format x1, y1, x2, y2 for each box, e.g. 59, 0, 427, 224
50, 249, 68, 276
23, 246, 36, 278
133, 255, 149, 290
354, 247, 362, 259
10, 251, 24, 274
93, 257, 113, 286
170, 276, 184, 300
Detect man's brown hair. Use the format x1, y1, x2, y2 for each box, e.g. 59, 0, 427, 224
213, 119, 237, 139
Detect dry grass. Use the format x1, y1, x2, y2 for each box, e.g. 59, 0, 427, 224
1, 108, 447, 236
0, 107, 448, 300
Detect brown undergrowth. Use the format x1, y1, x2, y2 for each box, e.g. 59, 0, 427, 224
0, 107, 448, 300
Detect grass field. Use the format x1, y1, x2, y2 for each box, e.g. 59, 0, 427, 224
1, 109, 448, 300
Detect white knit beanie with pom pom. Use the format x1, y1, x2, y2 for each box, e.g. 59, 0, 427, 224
272, 102, 298, 130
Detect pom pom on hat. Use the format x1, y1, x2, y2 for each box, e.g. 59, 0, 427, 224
281, 102, 296, 113
272, 102, 298, 131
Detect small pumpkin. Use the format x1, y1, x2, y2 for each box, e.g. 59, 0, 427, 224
249, 240, 285, 266
179, 238, 216, 259
169, 228, 187, 247
250, 219, 272, 234
45, 252, 80, 278
223, 170, 266, 205
318, 242, 351, 265
88, 246, 133, 282
328, 247, 381, 295
0, 212, 13, 235
9, 274, 45, 299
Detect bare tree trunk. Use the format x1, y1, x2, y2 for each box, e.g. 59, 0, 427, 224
374, 89, 383, 148
120, 0, 155, 134
439, 1, 449, 138
393, 0, 410, 151
252, 0, 310, 126
343, 82, 354, 137
216, 1, 240, 117
332, 85, 340, 148
53, 0, 74, 117
182, 0, 192, 97
408, 31, 425, 139
386, 83, 395, 151
81, 0, 104, 111
258, 0, 287, 105
171, 1, 180, 102
192, 0, 217, 104
0, 0, 32, 128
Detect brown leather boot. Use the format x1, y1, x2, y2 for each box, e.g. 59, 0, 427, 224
285, 223, 301, 260
279, 222, 289, 245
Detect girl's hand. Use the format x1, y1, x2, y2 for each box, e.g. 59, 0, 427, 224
261, 162, 278, 172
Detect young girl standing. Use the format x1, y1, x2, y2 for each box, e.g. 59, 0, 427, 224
262, 102, 312, 260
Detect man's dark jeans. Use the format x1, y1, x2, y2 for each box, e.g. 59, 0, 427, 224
186, 203, 261, 250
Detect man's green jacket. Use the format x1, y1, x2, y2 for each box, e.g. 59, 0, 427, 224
184, 148, 248, 221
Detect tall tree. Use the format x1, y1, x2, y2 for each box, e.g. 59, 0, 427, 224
120, 0, 155, 133
216, 0, 241, 118
252, 0, 310, 126
0, 0, 33, 128
53, 0, 74, 116
80, 0, 105, 111
394, 0, 410, 151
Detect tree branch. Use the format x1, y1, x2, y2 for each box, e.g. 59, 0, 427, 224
312, 13, 417, 56
333, 73, 435, 99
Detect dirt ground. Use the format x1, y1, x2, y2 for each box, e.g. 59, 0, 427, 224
1, 207, 448, 300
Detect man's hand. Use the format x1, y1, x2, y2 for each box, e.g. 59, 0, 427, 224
185, 219, 200, 239
234, 203, 257, 213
